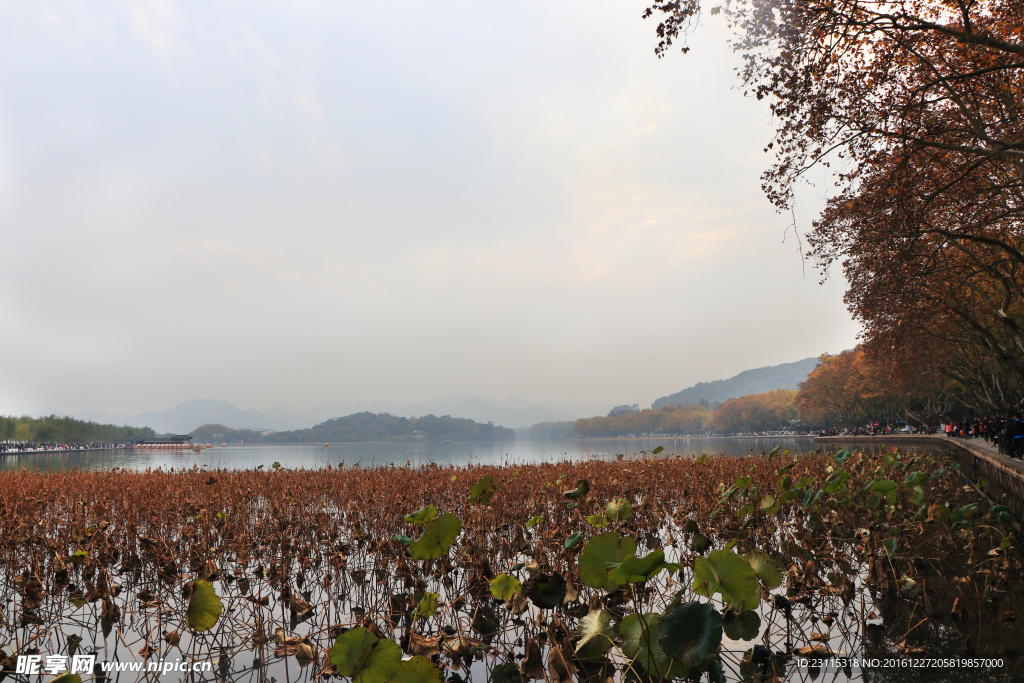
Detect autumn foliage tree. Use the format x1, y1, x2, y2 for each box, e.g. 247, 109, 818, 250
573, 404, 713, 437
797, 347, 961, 426
571, 394, 800, 436
795, 351, 892, 428
712, 389, 798, 433
646, 0, 1024, 412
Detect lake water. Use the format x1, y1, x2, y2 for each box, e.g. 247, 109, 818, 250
0, 436, 817, 472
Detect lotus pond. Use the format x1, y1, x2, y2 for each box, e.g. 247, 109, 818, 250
0, 446, 1020, 682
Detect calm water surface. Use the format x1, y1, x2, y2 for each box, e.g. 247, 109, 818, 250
0, 436, 817, 472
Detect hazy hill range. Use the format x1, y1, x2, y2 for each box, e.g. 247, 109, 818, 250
192, 412, 514, 443
72, 395, 610, 433
652, 357, 819, 409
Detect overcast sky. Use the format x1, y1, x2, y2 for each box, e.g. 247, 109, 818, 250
0, 0, 860, 416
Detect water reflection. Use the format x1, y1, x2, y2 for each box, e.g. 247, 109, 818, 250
0, 437, 818, 472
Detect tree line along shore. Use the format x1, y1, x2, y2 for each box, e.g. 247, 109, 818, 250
7, 346, 994, 450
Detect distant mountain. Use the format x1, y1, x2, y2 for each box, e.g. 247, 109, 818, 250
75, 399, 273, 435
651, 357, 819, 409
73, 395, 611, 433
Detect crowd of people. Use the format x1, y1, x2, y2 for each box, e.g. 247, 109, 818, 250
0, 441, 130, 454
945, 415, 1024, 458
817, 424, 936, 437
816, 417, 1024, 459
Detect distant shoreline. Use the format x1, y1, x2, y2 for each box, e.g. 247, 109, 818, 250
1, 446, 130, 456
550, 435, 813, 441
240, 439, 515, 446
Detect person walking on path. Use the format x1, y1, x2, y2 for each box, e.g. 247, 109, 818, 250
1012, 414, 1024, 459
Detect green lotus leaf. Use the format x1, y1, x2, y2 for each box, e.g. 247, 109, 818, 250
691, 533, 712, 554
693, 549, 759, 611
833, 448, 851, 464
659, 601, 724, 667
409, 513, 462, 560
579, 532, 637, 591
912, 486, 924, 506
824, 470, 849, 494
565, 532, 585, 550
562, 479, 590, 499
576, 609, 616, 660
329, 628, 402, 683
414, 592, 439, 619
490, 663, 522, 683
403, 506, 438, 525
490, 573, 522, 601
696, 454, 708, 464
621, 613, 687, 679
186, 580, 223, 632
708, 657, 726, 683
608, 550, 668, 585
605, 497, 633, 522
468, 476, 496, 504
523, 572, 566, 609
472, 604, 500, 637
989, 505, 1013, 518
758, 495, 776, 511
746, 551, 782, 590
722, 610, 760, 641
870, 479, 898, 497
652, 445, 664, 454
904, 471, 927, 487
587, 513, 609, 528
392, 656, 444, 683
525, 515, 543, 528
68, 549, 88, 565
52, 674, 82, 683
720, 485, 740, 502
392, 534, 413, 544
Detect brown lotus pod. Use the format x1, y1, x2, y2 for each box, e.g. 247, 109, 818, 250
521, 638, 544, 681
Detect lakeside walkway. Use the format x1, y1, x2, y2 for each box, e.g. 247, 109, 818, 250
1, 445, 131, 456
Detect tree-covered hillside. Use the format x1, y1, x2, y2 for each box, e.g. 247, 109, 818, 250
0, 415, 156, 443
652, 357, 818, 409
192, 412, 515, 443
